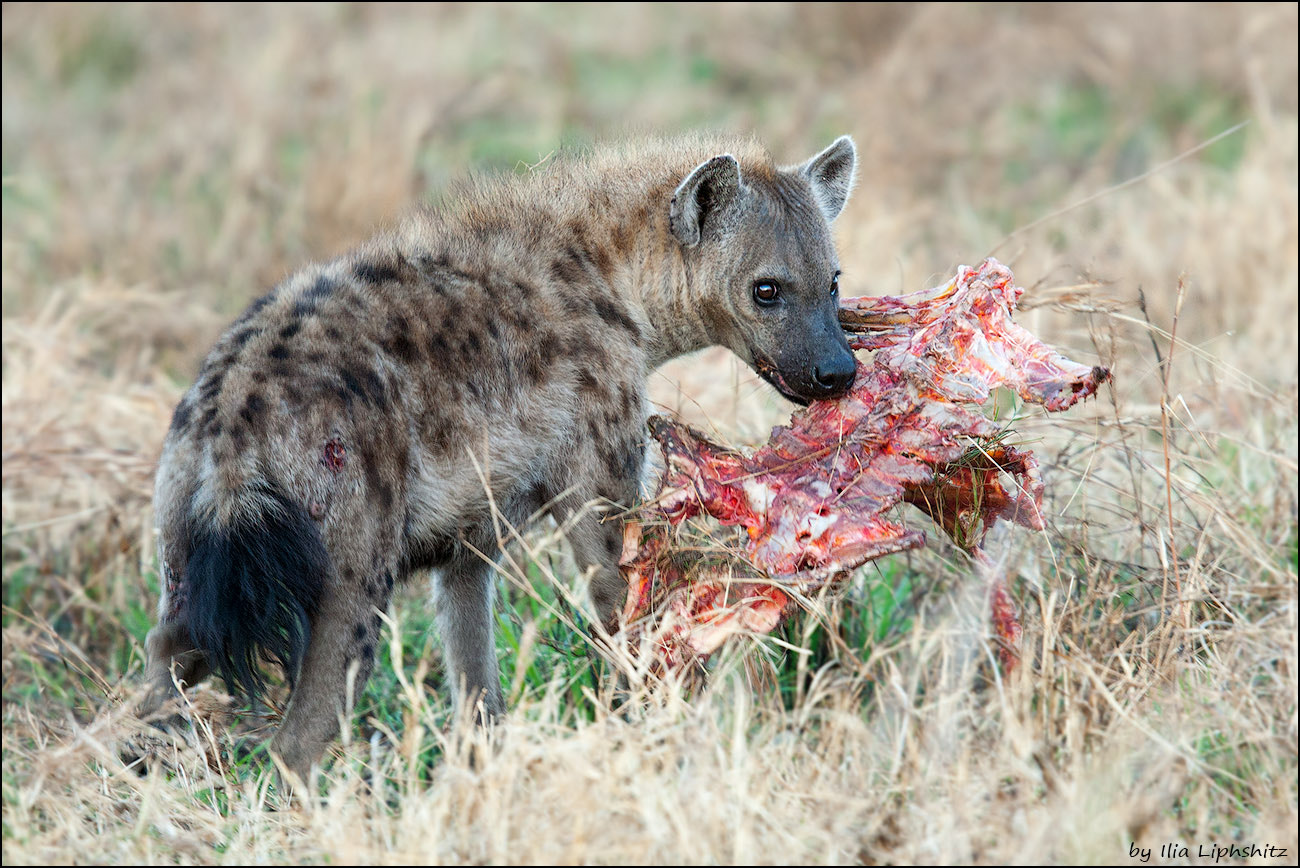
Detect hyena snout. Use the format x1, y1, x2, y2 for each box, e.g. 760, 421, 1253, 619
788, 341, 857, 402
761, 341, 858, 404
775, 312, 860, 403
810, 348, 857, 399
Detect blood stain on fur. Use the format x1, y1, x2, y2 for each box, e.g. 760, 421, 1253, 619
322, 438, 347, 472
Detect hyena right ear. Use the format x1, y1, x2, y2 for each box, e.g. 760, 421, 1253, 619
670, 154, 744, 247
797, 135, 857, 222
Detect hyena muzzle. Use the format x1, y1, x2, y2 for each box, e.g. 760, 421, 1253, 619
139, 134, 859, 783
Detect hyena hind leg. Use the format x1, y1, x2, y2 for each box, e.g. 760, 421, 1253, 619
269, 566, 393, 786
138, 619, 212, 721
121, 619, 213, 774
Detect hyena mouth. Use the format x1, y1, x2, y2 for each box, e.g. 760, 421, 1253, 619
752, 355, 811, 406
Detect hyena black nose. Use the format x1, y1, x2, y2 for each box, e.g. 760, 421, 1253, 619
812, 353, 857, 398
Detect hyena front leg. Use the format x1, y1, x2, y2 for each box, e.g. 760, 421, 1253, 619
555, 478, 639, 715
556, 475, 639, 631
270, 558, 394, 784
433, 545, 505, 723
568, 509, 632, 631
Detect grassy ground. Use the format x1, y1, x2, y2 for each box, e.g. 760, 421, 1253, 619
3, 3, 1297, 864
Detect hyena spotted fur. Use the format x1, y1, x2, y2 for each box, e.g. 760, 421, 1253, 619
141, 134, 860, 781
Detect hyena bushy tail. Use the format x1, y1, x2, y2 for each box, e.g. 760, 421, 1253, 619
183, 487, 328, 700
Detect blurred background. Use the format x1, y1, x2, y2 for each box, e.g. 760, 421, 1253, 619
3, 3, 1297, 422
2, 5, 1296, 862
3, 0, 1295, 565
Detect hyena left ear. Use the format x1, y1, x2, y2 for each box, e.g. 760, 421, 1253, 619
670, 154, 744, 247
797, 135, 857, 222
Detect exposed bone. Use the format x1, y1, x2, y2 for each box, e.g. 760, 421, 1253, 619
618, 259, 1109, 674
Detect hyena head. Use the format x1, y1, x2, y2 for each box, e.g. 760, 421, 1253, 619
670, 135, 859, 404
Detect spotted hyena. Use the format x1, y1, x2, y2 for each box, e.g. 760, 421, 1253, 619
140, 134, 859, 782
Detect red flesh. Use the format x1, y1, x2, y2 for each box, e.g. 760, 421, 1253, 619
619, 259, 1108, 672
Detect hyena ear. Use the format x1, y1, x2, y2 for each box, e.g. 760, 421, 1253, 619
670, 154, 744, 247
797, 135, 857, 222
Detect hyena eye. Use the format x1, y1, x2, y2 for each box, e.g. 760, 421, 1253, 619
830, 271, 841, 297
753, 280, 781, 306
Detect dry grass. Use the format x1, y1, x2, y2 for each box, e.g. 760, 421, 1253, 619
3, 3, 1297, 864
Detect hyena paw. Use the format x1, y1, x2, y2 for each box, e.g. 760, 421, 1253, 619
118, 717, 194, 776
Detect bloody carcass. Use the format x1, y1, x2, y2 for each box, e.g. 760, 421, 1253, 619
617, 258, 1109, 672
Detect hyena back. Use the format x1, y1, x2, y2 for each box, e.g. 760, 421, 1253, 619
142, 134, 860, 781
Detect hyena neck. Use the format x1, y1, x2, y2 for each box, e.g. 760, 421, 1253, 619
543, 139, 773, 369
608, 138, 776, 368
623, 202, 713, 369
426, 138, 773, 369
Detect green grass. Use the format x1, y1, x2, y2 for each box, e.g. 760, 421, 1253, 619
994, 80, 1251, 235
4, 527, 937, 791
57, 19, 141, 92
